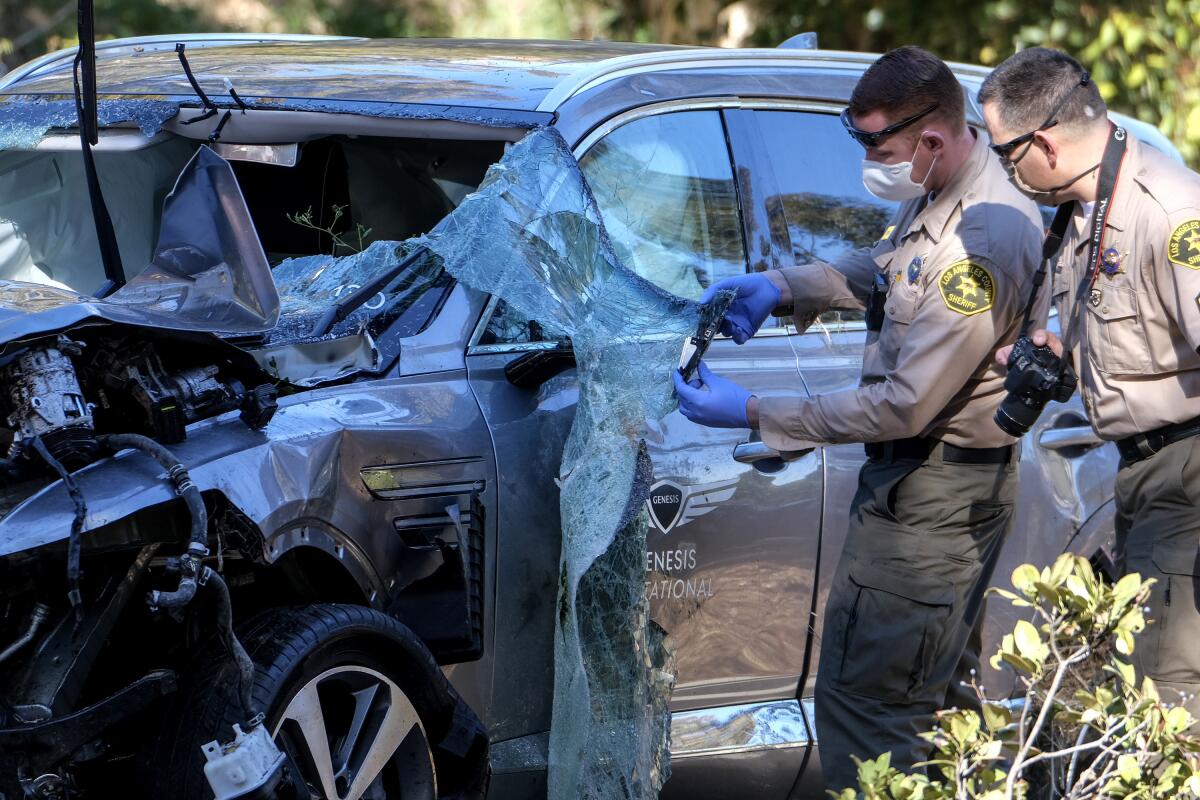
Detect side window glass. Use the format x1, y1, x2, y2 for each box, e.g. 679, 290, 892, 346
757, 110, 896, 327
578, 110, 747, 301
482, 110, 747, 345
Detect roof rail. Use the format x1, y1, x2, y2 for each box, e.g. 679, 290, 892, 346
0, 33, 359, 92
536, 47, 876, 112
778, 32, 818, 49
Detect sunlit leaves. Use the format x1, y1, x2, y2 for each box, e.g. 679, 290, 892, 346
850, 555, 1199, 799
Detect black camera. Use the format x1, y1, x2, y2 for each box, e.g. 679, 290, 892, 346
994, 335, 1078, 437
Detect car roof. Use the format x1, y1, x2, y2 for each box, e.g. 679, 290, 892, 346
0, 35, 948, 114
1, 35, 1181, 163
0, 36, 695, 111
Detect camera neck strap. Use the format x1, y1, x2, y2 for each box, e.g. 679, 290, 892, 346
1060, 126, 1129, 352
1019, 124, 1128, 349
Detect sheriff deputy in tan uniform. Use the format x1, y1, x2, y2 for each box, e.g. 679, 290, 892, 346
981, 47, 1200, 719
672, 46, 1044, 791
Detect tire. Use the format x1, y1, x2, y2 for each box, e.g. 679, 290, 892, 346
151, 604, 489, 800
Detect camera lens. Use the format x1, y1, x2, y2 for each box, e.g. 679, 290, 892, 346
994, 393, 1044, 437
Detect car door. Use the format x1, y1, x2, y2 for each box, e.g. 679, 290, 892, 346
464, 105, 822, 795
575, 107, 821, 714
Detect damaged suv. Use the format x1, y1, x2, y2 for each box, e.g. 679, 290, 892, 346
0, 34, 1180, 800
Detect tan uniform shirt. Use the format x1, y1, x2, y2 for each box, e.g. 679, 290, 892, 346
1053, 134, 1200, 440
758, 131, 1044, 452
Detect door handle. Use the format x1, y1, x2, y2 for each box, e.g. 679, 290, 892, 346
733, 440, 815, 465
1037, 425, 1103, 452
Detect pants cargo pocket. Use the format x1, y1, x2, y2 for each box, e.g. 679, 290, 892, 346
836, 561, 954, 703
1144, 542, 1200, 683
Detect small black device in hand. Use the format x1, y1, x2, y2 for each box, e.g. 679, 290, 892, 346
678, 289, 738, 382
994, 335, 1078, 437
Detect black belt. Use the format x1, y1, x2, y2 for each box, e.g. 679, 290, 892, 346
1116, 415, 1200, 464
864, 436, 1013, 465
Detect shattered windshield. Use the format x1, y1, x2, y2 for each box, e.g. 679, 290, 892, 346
417, 126, 698, 800
267, 242, 450, 344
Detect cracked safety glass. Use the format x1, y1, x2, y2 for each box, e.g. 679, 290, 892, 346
418, 126, 709, 799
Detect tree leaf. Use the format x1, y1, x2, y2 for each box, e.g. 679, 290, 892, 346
982, 702, 1011, 732
1011, 564, 1039, 594
1117, 753, 1141, 783
1013, 619, 1047, 661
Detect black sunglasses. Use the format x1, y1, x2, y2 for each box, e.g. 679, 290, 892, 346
989, 71, 1091, 162
840, 104, 938, 149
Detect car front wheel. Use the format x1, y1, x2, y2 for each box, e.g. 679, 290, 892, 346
155, 604, 482, 800
273, 661, 435, 799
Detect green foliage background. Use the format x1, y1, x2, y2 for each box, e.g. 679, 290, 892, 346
2, 0, 1198, 164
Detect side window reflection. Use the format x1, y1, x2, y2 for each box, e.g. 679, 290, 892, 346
757, 110, 895, 327
580, 110, 747, 300
484, 110, 748, 345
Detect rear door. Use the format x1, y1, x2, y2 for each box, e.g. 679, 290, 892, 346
737, 105, 897, 704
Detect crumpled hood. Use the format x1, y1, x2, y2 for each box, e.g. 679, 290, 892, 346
0, 146, 278, 355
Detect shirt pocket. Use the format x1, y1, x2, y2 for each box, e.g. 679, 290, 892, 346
1084, 284, 1151, 375
884, 276, 921, 325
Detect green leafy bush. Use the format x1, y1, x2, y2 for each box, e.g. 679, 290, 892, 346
835, 554, 1200, 800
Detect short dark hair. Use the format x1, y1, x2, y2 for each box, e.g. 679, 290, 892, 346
978, 48, 1107, 134
849, 46, 965, 132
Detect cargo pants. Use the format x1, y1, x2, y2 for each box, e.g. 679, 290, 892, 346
1114, 436, 1200, 720
815, 443, 1017, 793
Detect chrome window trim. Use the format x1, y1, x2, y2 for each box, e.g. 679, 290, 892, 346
469, 341, 567, 356
466, 295, 502, 350
669, 698, 811, 760
572, 98, 843, 157
802, 697, 817, 744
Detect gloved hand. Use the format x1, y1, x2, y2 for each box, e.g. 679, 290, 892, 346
672, 362, 752, 428
700, 273, 781, 344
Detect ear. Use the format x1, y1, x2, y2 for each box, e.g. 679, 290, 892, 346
1033, 130, 1059, 168
920, 131, 946, 154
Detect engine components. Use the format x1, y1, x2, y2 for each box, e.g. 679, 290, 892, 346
89, 340, 277, 444
0, 331, 278, 482
0, 602, 49, 666
2, 338, 97, 468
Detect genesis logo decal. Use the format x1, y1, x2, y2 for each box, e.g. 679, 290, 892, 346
646, 478, 738, 534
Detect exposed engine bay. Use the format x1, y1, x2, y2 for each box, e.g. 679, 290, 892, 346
1, 331, 277, 475
0, 114, 502, 798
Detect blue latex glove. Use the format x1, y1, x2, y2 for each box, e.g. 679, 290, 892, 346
672, 362, 752, 428
700, 273, 781, 344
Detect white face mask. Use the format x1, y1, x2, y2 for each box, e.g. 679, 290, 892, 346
862, 137, 937, 201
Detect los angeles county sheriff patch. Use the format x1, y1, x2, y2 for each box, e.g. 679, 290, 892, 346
1168, 219, 1200, 269
938, 260, 995, 316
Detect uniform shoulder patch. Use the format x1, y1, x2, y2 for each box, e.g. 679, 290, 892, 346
1168, 219, 1200, 269
938, 260, 995, 316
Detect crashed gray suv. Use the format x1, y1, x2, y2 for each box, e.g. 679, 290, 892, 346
0, 35, 1177, 800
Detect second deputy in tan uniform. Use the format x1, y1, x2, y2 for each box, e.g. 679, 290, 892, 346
982, 48, 1200, 720
673, 46, 1044, 792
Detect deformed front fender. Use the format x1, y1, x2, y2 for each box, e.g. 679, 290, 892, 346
0, 385, 445, 606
